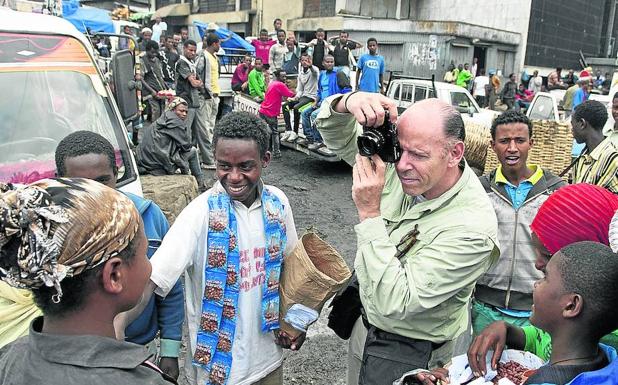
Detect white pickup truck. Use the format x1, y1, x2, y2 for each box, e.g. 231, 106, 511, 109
526, 90, 614, 156
386, 74, 500, 131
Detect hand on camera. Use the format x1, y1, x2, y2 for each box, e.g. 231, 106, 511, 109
337, 92, 398, 127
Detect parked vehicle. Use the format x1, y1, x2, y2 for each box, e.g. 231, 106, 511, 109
0, 9, 142, 194
386, 73, 499, 129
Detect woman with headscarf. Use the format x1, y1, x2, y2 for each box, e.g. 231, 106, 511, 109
0, 179, 175, 384
136, 97, 207, 192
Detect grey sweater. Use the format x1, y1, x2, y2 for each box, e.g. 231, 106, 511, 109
476, 169, 565, 310
296, 65, 319, 100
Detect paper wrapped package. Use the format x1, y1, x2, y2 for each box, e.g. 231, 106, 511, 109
278, 232, 352, 338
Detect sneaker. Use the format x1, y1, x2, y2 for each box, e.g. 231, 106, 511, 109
286, 132, 298, 142
273, 151, 282, 159
201, 163, 216, 170
296, 137, 309, 146
317, 146, 336, 157
280, 132, 291, 141
308, 142, 322, 150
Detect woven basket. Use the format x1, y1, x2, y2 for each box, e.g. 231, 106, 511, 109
484, 120, 573, 176
464, 120, 492, 173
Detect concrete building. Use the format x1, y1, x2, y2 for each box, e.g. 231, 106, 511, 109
287, 0, 528, 79
152, 0, 618, 78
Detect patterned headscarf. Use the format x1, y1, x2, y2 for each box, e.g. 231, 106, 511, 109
166, 96, 188, 111
0, 178, 140, 303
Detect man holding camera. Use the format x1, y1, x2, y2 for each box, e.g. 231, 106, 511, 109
315, 92, 499, 385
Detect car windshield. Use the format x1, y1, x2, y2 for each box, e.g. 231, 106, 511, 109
450, 91, 478, 114
0, 32, 135, 186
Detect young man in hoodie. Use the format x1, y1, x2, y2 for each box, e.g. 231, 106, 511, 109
474, 111, 565, 335
54, 131, 185, 381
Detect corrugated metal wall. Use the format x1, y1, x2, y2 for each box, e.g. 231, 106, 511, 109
350, 31, 452, 78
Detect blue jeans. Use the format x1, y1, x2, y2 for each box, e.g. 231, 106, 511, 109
301, 105, 323, 143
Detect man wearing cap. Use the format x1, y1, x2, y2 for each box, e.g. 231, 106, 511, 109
139, 27, 153, 52
315, 92, 499, 385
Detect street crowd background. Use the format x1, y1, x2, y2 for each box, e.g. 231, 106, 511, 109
1, 3, 618, 385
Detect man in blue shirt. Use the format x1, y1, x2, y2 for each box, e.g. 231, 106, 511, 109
356, 38, 385, 93
475, 111, 564, 336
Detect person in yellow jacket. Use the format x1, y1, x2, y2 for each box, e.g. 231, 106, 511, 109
0, 284, 41, 348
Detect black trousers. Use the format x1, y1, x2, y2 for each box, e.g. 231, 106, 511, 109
282, 96, 314, 133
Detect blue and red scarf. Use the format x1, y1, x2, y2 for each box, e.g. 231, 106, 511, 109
193, 187, 286, 385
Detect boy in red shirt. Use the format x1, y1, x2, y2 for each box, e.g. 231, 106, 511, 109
259, 70, 295, 158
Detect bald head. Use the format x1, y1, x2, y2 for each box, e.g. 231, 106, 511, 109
399, 98, 465, 145
395, 98, 465, 199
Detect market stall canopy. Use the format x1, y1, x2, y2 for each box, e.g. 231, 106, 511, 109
153, 3, 190, 18
62, 0, 114, 33
193, 21, 255, 54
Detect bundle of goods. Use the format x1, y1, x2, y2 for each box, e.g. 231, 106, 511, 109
463, 120, 492, 174
484, 119, 573, 177
278, 232, 351, 338
446, 349, 543, 385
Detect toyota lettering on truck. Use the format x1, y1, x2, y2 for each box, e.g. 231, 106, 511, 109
0, 11, 140, 194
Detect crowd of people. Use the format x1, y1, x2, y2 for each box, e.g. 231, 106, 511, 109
444, 60, 613, 117
121, 18, 388, 186
1, 14, 618, 385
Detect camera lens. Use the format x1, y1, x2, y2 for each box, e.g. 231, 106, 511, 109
357, 131, 384, 157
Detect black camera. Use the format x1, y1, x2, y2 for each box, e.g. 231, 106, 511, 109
356, 112, 401, 163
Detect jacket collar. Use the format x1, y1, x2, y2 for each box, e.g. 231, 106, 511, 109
484, 168, 564, 203
28, 317, 150, 369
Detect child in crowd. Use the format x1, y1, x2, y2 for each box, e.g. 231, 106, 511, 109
259, 70, 296, 159
466, 183, 618, 383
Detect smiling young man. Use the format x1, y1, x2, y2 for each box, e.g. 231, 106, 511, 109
119, 112, 302, 385
473, 111, 564, 336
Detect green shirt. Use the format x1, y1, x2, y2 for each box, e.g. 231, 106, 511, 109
248, 69, 266, 99
315, 95, 500, 342
523, 325, 552, 362
456, 69, 473, 87
523, 325, 618, 362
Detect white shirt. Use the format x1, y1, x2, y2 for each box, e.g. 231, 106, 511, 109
151, 182, 298, 385
528, 75, 542, 94
152, 21, 168, 43
473, 75, 490, 97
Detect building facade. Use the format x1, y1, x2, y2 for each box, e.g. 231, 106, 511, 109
154, 0, 618, 78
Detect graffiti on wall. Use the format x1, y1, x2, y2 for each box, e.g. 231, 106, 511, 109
408, 35, 439, 70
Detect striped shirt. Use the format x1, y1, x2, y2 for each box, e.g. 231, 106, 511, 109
573, 137, 618, 194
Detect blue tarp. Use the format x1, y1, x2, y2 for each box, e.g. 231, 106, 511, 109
62, 0, 114, 33
193, 21, 255, 54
